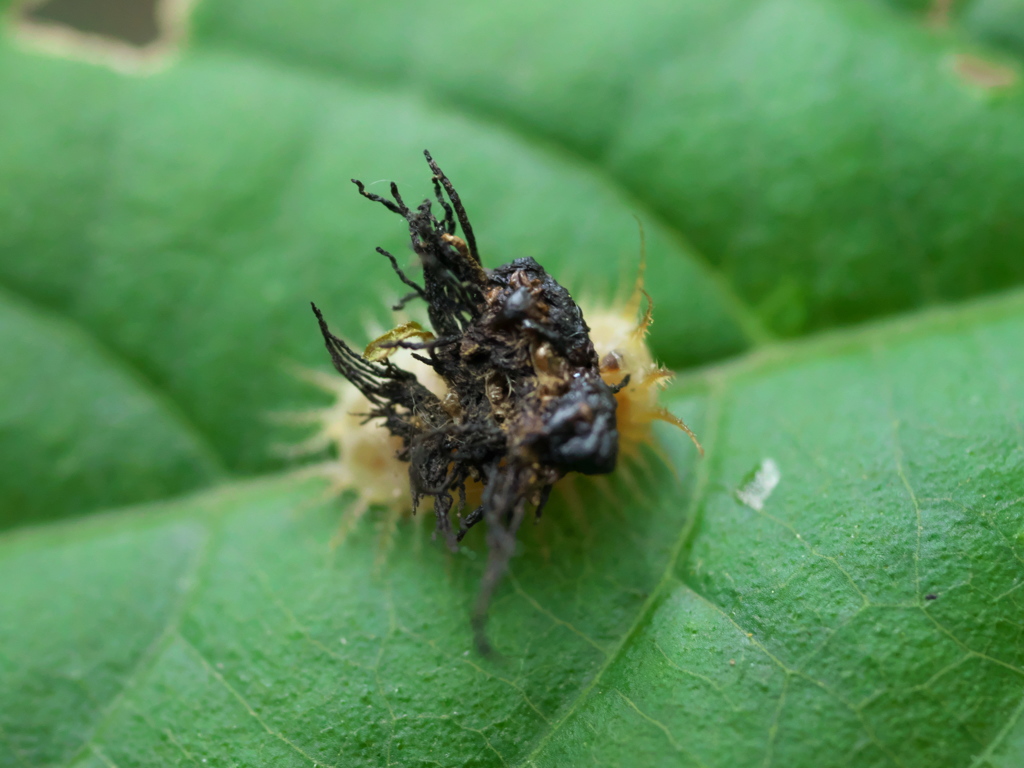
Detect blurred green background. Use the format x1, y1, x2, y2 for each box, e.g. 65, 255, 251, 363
2, 1, 1023, 766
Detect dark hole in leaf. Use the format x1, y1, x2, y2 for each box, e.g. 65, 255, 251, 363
22, 0, 161, 47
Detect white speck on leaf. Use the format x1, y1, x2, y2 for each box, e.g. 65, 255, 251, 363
736, 458, 781, 511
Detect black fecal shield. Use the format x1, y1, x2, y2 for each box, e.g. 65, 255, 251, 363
537, 371, 620, 475
315, 152, 628, 653
489, 257, 596, 366
485, 257, 621, 477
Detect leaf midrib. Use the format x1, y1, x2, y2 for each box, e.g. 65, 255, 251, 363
519, 377, 726, 763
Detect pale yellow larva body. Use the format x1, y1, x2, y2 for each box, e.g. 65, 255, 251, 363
293, 263, 700, 549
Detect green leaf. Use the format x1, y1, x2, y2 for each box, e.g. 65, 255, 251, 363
535, 297, 1024, 766
3, 294, 1022, 767
871, 0, 1024, 62
3, 0, 1024, 764
0, 41, 751, 488
964, 0, 1024, 58
0, 288, 223, 527
193, 0, 1024, 335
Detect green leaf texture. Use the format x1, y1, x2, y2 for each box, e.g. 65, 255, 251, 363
3, 296, 1022, 767
2, 0, 1023, 764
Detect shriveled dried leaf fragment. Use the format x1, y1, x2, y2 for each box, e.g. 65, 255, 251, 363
363, 321, 435, 362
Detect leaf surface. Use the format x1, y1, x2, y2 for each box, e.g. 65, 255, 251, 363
3, 295, 1022, 767
0, 287, 222, 527
193, 0, 1024, 335
2, 0, 1024, 765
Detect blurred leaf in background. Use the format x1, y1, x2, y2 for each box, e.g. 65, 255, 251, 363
1, 0, 1023, 766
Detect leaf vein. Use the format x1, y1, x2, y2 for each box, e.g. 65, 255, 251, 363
519, 378, 726, 763
612, 688, 708, 766
60, 524, 212, 768
180, 635, 337, 768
